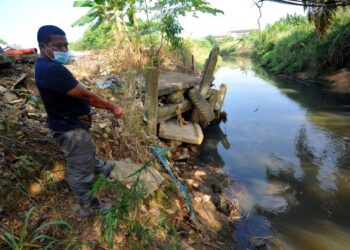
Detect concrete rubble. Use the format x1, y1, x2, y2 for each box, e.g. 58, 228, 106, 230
109, 158, 164, 195
159, 119, 204, 145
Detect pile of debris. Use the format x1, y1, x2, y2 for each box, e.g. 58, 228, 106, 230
143, 46, 228, 146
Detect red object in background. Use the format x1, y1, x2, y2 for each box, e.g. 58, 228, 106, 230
4, 48, 37, 55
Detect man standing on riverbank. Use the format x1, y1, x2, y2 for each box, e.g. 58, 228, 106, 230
35, 25, 124, 217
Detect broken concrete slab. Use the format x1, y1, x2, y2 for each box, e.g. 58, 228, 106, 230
4, 92, 18, 103
159, 119, 204, 145
110, 159, 164, 195
0, 86, 6, 93
158, 71, 200, 96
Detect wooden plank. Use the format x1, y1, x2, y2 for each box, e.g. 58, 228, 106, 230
157, 99, 193, 124
217, 83, 228, 112
145, 67, 159, 135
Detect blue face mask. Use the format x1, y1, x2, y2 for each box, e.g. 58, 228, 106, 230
52, 51, 70, 64
45, 45, 70, 64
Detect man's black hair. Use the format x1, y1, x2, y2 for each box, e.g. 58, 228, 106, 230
37, 25, 65, 44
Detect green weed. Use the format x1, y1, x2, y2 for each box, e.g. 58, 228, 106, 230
0, 207, 71, 250
245, 11, 350, 76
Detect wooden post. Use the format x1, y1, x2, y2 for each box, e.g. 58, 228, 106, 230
208, 89, 219, 111
217, 83, 228, 113
199, 46, 219, 97
191, 54, 195, 73
145, 67, 158, 135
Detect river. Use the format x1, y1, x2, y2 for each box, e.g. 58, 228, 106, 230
199, 63, 350, 250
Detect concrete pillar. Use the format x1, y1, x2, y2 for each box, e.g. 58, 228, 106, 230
145, 67, 159, 135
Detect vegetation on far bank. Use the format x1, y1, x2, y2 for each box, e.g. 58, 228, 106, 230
185, 11, 350, 78
250, 11, 350, 77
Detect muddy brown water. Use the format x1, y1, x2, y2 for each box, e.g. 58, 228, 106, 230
198, 64, 350, 250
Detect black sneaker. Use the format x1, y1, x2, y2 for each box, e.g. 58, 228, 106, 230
79, 197, 112, 217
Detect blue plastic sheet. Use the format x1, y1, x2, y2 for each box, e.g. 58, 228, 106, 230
151, 146, 196, 222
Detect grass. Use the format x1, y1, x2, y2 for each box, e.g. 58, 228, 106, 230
0, 207, 71, 250
245, 12, 350, 77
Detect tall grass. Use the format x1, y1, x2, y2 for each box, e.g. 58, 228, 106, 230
248, 12, 350, 77
0, 207, 71, 250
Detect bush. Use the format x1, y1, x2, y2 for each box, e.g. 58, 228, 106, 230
246, 11, 350, 76
218, 38, 238, 57
70, 23, 114, 50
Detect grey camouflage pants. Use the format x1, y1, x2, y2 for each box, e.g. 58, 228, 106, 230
52, 128, 110, 204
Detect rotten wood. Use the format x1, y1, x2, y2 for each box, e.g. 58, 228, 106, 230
145, 67, 159, 135
217, 83, 228, 113
10, 73, 27, 90
157, 99, 193, 124
192, 46, 220, 123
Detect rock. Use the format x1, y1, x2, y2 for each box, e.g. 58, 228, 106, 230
193, 170, 206, 179
174, 147, 190, 161
99, 122, 108, 129
186, 179, 194, 186
194, 196, 202, 203
180, 241, 194, 250
258, 195, 288, 214
0, 86, 6, 93
24, 104, 36, 113
4, 92, 18, 103
165, 209, 175, 215
211, 194, 239, 218
202, 194, 211, 202
192, 195, 228, 231
27, 112, 41, 118
110, 159, 164, 195
192, 182, 199, 190
211, 183, 222, 194
159, 119, 204, 145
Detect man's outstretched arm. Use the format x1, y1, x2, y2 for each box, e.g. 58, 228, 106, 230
67, 83, 124, 118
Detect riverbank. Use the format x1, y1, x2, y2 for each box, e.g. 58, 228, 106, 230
193, 12, 350, 93
0, 51, 239, 249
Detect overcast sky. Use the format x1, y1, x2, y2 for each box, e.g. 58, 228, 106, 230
0, 0, 305, 48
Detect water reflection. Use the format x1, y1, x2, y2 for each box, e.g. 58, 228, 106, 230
199, 122, 230, 167
200, 64, 350, 249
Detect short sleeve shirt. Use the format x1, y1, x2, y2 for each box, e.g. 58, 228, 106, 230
35, 58, 91, 132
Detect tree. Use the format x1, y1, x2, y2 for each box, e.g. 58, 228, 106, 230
258, 0, 350, 36
70, 23, 113, 50
72, 0, 223, 64
0, 38, 7, 46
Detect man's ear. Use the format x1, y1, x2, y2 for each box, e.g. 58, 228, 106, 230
39, 42, 46, 49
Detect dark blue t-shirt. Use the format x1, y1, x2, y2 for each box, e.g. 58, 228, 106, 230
35, 58, 91, 132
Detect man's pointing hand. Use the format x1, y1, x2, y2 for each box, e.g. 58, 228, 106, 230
112, 105, 124, 118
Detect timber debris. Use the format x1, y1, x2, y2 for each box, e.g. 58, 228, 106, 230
145, 46, 228, 145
